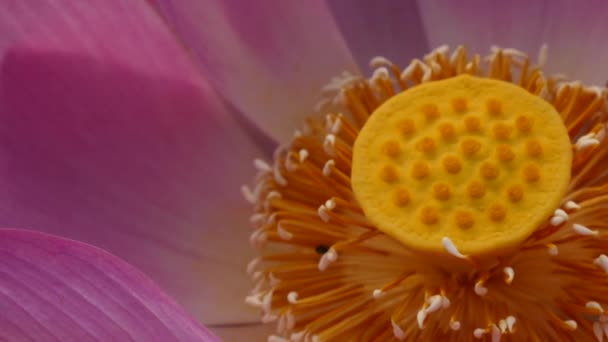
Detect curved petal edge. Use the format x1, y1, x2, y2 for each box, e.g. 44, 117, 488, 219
0, 228, 218, 342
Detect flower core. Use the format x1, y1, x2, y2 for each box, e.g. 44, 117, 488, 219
352, 75, 572, 255
243, 46, 608, 341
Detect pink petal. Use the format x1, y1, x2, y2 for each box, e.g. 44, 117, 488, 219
418, 0, 608, 85
327, 0, 429, 71
153, 0, 360, 141
0, 1, 266, 324
0, 228, 218, 341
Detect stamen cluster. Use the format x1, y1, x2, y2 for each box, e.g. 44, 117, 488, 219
243, 46, 608, 341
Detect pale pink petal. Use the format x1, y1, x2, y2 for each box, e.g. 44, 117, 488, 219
0, 229, 218, 341
418, 0, 608, 85
0, 1, 265, 324
153, 0, 360, 141
327, 0, 429, 71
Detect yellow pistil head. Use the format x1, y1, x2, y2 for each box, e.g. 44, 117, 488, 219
351, 75, 572, 255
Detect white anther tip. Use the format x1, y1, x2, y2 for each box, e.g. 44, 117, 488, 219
593, 322, 603, 342
586, 301, 604, 313
298, 149, 309, 163
287, 291, 298, 304
245, 294, 263, 307
370, 56, 392, 68
595, 255, 608, 273
491, 324, 502, 342
474, 328, 487, 338
550, 215, 566, 226
417, 309, 427, 329
573, 223, 598, 236
450, 320, 461, 331
246, 258, 261, 275
372, 67, 390, 81
506, 316, 516, 332
442, 236, 468, 259
241, 185, 256, 204
474, 281, 488, 296
317, 248, 337, 271
392, 321, 406, 340
277, 223, 293, 241
373, 289, 383, 298
426, 295, 443, 314
254, 158, 272, 173
322, 159, 335, 177
317, 205, 330, 222
555, 208, 568, 218
564, 320, 577, 330
547, 243, 559, 256
323, 134, 336, 156
503, 267, 515, 284
565, 200, 581, 210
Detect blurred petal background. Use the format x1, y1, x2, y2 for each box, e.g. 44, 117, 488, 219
1, 0, 608, 340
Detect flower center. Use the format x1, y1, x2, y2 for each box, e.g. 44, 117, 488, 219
351, 74, 572, 255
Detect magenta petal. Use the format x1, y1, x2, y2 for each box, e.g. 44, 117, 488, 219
0, 47, 263, 325
154, 0, 360, 141
418, 0, 608, 85
327, 0, 429, 71
0, 229, 218, 341
0, 0, 266, 324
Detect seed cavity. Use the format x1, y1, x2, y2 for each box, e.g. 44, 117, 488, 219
442, 155, 462, 174
451, 97, 468, 112
432, 182, 452, 201
421, 103, 440, 120
486, 98, 502, 116
460, 138, 482, 158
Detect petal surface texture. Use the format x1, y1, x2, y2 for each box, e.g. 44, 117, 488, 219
154, 0, 360, 141
0, 229, 218, 341
0, 0, 264, 324
327, 0, 429, 71
419, 0, 608, 85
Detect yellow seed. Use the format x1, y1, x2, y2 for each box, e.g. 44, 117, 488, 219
526, 139, 543, 157
421, 103, 440, 120
496, 144, 515, 162
393, 188, 410, 207
411, 161, 430, 180
523, 164, 541, 183
416, 137, 437, 154
464, 115, 482, 132
493, 122, 513, 140
397, 118, 416, 136
383, 140, 401, 158
420, 206, 439, 225
438, 122, 456, 140
451, 97, 468, 112
432, 182, 451, 201
506, 185, 524, 202
454, 210, 475, 229
515, 114, 534, 132
488, 203, 507, 221
467, 180, 486, 199
380, 165, 399, 183
460, 138, 482, 157
480, 162, 499, 180
442, 155, 462, 174
486, 98, 502, 116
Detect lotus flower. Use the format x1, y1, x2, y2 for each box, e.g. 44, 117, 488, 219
2, 0, 608, 341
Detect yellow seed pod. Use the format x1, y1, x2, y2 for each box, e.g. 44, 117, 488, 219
351, 75, 572, 255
